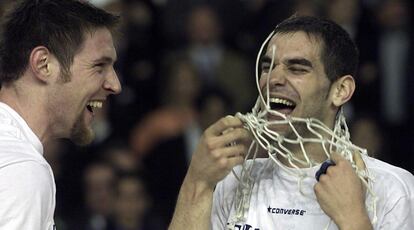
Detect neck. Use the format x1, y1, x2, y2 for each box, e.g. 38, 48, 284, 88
272, 119, 337, 168
277, 142, 329, 168
0, 82, 53, 145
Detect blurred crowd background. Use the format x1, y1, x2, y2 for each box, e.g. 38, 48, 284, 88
1, 0, 414, 229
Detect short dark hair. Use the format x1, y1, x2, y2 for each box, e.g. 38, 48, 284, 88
0, 0, 120, 84
270, 16, 359, 82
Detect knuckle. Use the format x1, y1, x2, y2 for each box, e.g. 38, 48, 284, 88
232, 128, 248, 141
220, 116, 231, 126
238, 145, 247, 155
235, 156, 244, 165
222, 127, 234, 135
237, 130, 246, 139
326, 166, 335, 175
241, 128, 250, 136
217, 158, 228, 169
205, 139, 216, 151
335, 159, 344, 165
210, 150, 221, 159
318, 174, 328, 183
336, 160, 349, 170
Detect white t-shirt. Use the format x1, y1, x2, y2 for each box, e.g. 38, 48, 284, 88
0, 103, 56, 229
212, 155, 414, 230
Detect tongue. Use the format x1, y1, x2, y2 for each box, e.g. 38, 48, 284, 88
275, 108, 293, 115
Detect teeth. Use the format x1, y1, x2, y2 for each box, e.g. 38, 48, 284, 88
86, 101, 103, 108
269, 98, 294, 106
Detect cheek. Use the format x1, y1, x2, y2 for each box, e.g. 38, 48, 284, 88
304, 86, 331, 110
258, 74, 268, 89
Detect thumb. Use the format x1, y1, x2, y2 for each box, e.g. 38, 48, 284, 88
352, 152, 366, 171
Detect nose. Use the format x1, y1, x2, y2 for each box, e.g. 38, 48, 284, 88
259, 64, 287, 89
103, 68, 122, 95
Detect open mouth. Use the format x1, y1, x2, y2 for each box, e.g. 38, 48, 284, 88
268, 97, 296, 114
86, 101, 103, 114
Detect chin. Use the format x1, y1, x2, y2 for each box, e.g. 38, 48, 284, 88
268, 123, 290, 135
70, 120, 95, 146
72, 131, 95, 146
268, 121, 309, 140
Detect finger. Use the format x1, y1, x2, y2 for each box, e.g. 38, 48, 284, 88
205, 116, 243, 136
314, 177, 329, 198
315, 160, 335, 181
221, 155, 245, 169
211, 144, 247, 159
214, 128, 251, 147
205, 128, 250, 149
330, 151, 346, 164
352, 152, 366, 171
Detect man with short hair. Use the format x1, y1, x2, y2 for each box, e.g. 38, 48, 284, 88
0, 0, 121, 228
169, 16, 414, 230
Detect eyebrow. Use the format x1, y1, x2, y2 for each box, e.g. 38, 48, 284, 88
284, 58, 313, 68
260, 56, 272, 65
260, 56, 313, 68
92, 56, 116, 65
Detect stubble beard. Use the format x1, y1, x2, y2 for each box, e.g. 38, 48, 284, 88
55, 71, 95, 146
70, 114, 95, 146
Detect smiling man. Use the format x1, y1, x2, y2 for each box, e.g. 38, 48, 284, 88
169, 16, 414, 230
0, 0, 121, 229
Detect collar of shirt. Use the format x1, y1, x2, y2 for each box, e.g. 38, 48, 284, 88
0, 102, 43, 155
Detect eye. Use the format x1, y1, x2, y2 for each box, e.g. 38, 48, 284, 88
261, 62, 271, 73
94, 63, 105, 68
289, 66, 307, 75
94, 63, 106, 73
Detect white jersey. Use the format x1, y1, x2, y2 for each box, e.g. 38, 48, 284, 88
212, 155, 414, 230
0, 102, 56, 229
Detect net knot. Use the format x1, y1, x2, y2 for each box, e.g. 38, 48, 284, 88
277, 135, 284, 143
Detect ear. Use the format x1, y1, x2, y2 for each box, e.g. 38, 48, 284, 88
330, 75, 355, 107
29, 46, 58, 83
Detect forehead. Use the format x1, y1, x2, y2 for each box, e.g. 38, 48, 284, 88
76, 28, 117, 62
265, 31, 323, 61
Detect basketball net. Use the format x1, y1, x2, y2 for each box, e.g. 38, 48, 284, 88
226, 31, 378, 229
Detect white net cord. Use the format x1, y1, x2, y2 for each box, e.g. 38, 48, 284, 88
226, 31, 378, 229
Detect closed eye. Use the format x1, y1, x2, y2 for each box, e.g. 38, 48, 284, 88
288, 66, 308, 74
93, 63, 108, 74
94, 63, 106, 68
284, 58, 312, 75
261, 62, 271, 73
260, 56, 274, 73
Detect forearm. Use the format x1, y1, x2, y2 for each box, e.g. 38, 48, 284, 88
169, 116, 248, 229
169, 175, 214, 230
336, 208, 373, 230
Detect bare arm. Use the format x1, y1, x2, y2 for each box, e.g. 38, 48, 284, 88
169, 116, 250, 230
168, 174, 214, 230
314, 152, 373, 230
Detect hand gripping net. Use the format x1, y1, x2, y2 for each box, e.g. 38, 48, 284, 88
226, 31, 378, 229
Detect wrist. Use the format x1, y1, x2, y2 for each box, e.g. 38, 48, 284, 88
336, 207, 373, 230
181, 174, 215, 199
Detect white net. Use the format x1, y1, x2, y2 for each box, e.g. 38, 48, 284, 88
226, 31, 378, 229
